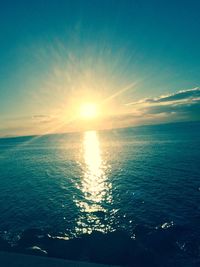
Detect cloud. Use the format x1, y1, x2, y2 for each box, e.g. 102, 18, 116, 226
0, 114, 58, 137
31, 115, 55, 123
147, 87, 200, 104
4, 114, 54, 123
127, 87, 200, 105
124, 87, 200, 125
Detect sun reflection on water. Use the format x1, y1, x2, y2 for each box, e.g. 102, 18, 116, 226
74, 131, 112, 234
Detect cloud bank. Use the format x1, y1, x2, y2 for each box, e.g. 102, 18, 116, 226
123, 87, 200, 126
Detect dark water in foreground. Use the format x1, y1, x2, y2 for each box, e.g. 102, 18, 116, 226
0, 121, 200, 266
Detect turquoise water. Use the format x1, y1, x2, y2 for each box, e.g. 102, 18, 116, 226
0, 121, 200, 265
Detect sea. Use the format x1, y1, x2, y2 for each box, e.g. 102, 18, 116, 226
0, 121, 200, 266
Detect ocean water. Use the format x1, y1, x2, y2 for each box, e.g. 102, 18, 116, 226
0, 121, 200, 266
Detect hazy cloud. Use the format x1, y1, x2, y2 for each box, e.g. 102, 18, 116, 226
4, 114, 54, 123
0, 114, 57, 137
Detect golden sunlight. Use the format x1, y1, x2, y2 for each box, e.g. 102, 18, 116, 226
79, 103, 98, 120
74, 131, 113, 234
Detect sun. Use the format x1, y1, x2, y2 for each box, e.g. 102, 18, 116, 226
79, 103, 98, 120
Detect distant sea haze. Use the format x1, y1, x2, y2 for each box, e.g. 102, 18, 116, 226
0, 121, 199, 266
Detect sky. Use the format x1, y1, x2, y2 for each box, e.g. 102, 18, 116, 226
0, 0, 200, 137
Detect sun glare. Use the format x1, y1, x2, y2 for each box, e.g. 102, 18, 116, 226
80, 103, 98, 119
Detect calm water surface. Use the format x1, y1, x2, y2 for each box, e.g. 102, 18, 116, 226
0, 122, 199, 245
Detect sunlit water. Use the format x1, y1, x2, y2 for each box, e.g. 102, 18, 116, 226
0, 121, 200, 263
75, 131, 112, 234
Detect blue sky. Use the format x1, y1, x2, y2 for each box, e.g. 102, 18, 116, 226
0, 0, 200, 136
